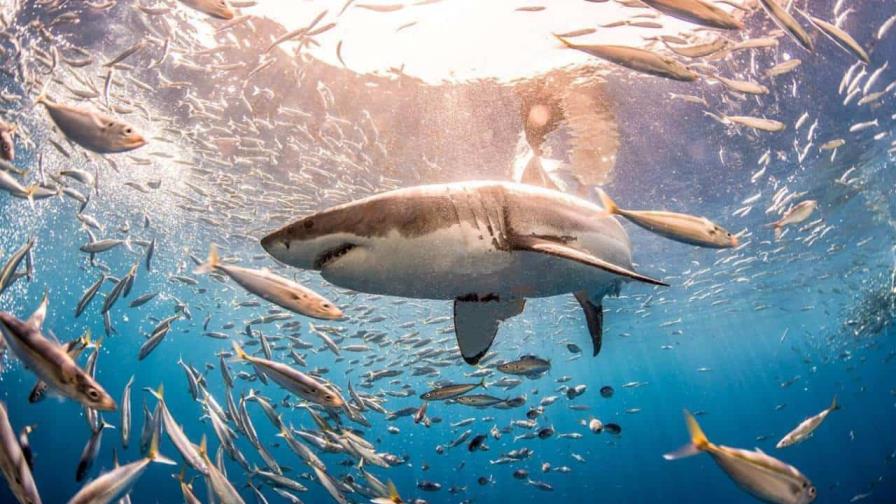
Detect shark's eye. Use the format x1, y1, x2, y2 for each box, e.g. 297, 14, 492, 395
87, 388, 100, 400
124, 127, 133, 135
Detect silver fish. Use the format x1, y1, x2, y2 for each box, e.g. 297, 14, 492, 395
666, 411, 816, 504
598, 189, 738, 249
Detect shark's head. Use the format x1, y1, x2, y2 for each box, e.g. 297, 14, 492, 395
261, 204, 372, 272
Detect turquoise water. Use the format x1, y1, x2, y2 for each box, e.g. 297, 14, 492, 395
1, 1, 896, 503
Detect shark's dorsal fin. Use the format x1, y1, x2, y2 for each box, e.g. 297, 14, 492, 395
454, 296, 525, 365
574, 291, 603, 356
510, 236, 669, 287
27, 291, 49, 329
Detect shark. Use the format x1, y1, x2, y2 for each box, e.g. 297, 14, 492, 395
261, 181, 667, 365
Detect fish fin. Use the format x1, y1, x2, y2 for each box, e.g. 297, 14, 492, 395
232, 340, 250, 361
595, 188, 620, 215
147, 427, 176, 465
830, 395, 840, 411
198, 434, 208, 459
144, 383, 164, 401
26, 290, 50, 329
510, 235, 669, 287
386, 480, 401, 502
553, 34, 574, 49
703, 111, 727, 125
453, 297, 525, 365
664, 410, 710, 460
573, 291, 603, 356
194, 244, 220, 274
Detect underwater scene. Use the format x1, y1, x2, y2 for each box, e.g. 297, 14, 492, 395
0, 0, 895, 503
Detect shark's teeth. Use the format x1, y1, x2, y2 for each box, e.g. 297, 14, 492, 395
314, 243, 357, 269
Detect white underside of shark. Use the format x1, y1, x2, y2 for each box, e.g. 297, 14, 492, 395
262, 181, 667, 364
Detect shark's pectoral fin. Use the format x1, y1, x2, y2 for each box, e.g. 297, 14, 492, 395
510, 236, 669, 287
454, 296, 525, 365
574, 291, 603, 356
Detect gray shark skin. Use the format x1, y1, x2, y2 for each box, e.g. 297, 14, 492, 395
262, 181, 667, 364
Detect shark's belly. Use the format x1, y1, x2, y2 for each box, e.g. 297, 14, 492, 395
320, 222, 630, 300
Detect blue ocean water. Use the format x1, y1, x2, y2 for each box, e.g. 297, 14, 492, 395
1, 1, 895, 503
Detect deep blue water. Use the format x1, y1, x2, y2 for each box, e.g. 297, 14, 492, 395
1, 1, 896, 503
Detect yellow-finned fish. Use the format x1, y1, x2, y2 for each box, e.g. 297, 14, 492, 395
36, 94, 146, 154
555, 36, 698, 82
757, 0, 814, 52
0, 401, 42, 504
598, 189, 738, 249
642, 0, 743, 30
195, 244, 343, 320
66, 429, 175, 504
776, 396, 840, 448
665, 411, 816, 504
0, 295, 116, 411
231, 341, 346, 409
769, 200, 817, 240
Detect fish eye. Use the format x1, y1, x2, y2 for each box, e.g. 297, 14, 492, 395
321, 302, 332, 309
87, 388, 100, 400
124, 127, 132, 134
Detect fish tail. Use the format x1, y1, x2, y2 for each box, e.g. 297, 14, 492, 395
703, 111, 727, 125
147, 427, 176, 465
479, 377, 488, 390
386, 480, 401, 502
78, 328, 92, 349
145, 383, 164, 401
194, 243, 220, 274
198, 434, 208, 460
596, 187, 620, 215
34, 80, 49, 107
830, 395, 840, 411
663, 410, 709, 460
232, 340, 249, 361
23, 184, 37, 209
553, 34, 574, 49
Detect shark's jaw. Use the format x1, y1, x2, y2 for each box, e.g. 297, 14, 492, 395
313, 243, 358, 270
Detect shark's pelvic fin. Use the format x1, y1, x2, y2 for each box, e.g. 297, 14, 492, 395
454, 296, 526, 365
574, 291, 603, 356
510, 235, 669, 287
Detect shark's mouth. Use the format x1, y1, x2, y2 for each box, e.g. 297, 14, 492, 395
314, 243, 357, 269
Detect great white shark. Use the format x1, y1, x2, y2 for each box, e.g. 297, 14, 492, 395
261, 181, 668, 365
